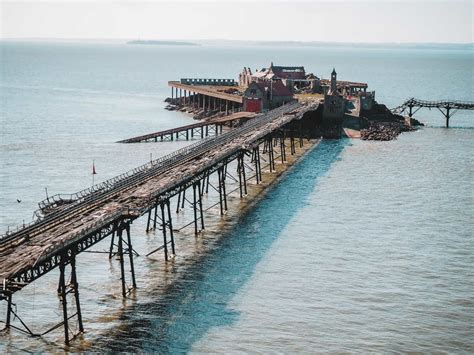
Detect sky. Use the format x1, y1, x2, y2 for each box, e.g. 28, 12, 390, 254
1, 0, 472, 43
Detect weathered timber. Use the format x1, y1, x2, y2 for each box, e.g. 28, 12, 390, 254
118, 112, 256, 143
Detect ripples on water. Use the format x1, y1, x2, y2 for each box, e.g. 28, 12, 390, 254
0, 42, 473, 352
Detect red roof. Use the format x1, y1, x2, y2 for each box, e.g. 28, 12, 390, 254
254, 81, 293, 97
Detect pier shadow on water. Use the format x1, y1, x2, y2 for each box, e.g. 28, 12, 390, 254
92, 139, 348, 353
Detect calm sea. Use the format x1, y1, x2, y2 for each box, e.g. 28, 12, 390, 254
0, 41, 473, 352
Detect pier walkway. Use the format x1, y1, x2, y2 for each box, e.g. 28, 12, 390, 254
0, 102, 318, 344
392, 98, 474, 127
118, 112, 257, 143
168, 80, 244, 114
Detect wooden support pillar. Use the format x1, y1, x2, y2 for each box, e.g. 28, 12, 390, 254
160, 202, 168, 261
117, 227, 126, 297
125, 224, 137, 289
217, 168, 224, 215
70, 252, 84, 333
200, 172, 207, 197
267, 138, 273, 172
253, 148, 260, 184
238, 154, 243, 198
181, 187, 186, 209
446, 106, 451, 128
226, 100, 229, 115
5, 293, 12, 329
58, 254, 69, 344
193, 183, 199, 234
280, 137, 286, 162
197, 181, 205, 230
146, 209, 152, 233
108, 229, 116, 258
237, 152, 247, 198
153, 204, 158, 231
166, 200, 175, 255
241, 153, 247, 195
176, 188, 182, 213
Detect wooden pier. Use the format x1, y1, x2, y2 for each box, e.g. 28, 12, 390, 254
168, 80, 244, 114
118, 112, 256, 143
0, 102, 318, 344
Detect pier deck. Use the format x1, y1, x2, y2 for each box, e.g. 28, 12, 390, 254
118, 111, 257, 143
0, 101, 318, 343
168, 81, 244, 103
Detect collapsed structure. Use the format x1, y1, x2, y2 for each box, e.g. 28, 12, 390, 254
238, 63, 375, 117
168, 62, 378, 134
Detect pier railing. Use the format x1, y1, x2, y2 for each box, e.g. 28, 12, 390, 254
1, 103, 302, 243
0, 100, 319, 345
391, 98, 474, 127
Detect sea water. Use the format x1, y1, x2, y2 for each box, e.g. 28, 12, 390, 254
0, 41, 472, 352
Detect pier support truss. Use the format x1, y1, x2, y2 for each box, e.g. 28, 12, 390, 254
0, 100, 314, 344
391, 98, 474, 128
2, 250, 85, 345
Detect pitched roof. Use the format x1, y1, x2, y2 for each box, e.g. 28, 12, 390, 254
253, 63, 306, 80
253, 81, 293, 97
271, 65, 306, 80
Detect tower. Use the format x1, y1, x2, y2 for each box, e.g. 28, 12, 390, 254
330, 68, 337, 93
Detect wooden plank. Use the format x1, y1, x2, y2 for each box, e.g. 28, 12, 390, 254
168, 81, 244, 103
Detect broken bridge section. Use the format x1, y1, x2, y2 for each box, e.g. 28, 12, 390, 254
392, 98, 474, 127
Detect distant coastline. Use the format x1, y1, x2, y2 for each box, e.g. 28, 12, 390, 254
127, 40, 199, 46
1, 38, 471, 51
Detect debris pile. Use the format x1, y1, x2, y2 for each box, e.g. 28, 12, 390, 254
361, 121, 415, 141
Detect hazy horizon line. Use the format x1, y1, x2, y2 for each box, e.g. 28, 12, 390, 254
1, 37, 473, 46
